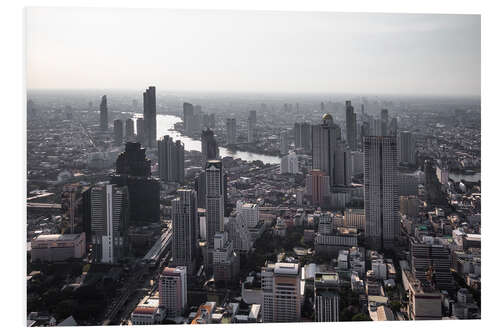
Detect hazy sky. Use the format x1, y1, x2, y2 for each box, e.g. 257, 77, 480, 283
26, 8, 480, 96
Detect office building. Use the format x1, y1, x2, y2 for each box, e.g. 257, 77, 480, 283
398, 131, 416, 165
183, 102, 194, 136
213, 232, 240, 283
226, 214, 252, 253
159, 266, 187, 318
345, 100, 357, 150
112, 142, 160, 225
344, 208, 366, 230
279, 130, 288, 155
334, 140, 351, 186
318, 212, 333, 235
389, 117, 398, 136
294, 122, 312, 152
405, 271, 442, 320
248, 110, 257, 142
99, 95, 108, 131
312, 113, 341, 188
90, 183, 129, 263
236, 200, 259, 228
381, 109, 389, 136
143, 86, 157, 148
158, 135, 185, 183
280, 151, 299, 174
305, 169, 330, 208
172, 189, 198, 274
125, 118, 134, 140
201, 129, 219, 166
136, 117, 144, 145
226, 118, 237, 145
363, 136, 399, 250
314, 272, 340, 322
261, 262, 301, 323
205, 160, 224, 248
113, 119, 123, 145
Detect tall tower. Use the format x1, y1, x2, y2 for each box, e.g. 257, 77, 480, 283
136, 117, 144, 145
226, 118, 237, 145
183, 102, 194, 136
125, 118, 134, 140
172, 189, 198, 273
398, 131, 416, 165
345, 100, 357, 150
159, 266, 187, 318
143, 86, 157, 148
248, 110, 257, 143
205, 160, 224, 248
380, 109, 389, 136
113, 119, 123, 145
158, 135, 185, 183
201, 129, 219, 167
279, 130, 288, 155
363, 136, 399, 250
312, 114, 341, 188
90, 183, 129, 263
99, 95, 108, 131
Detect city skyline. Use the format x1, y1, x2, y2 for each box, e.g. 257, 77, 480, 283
26, 8, 480, 96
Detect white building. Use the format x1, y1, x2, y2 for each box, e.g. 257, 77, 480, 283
159, 266, 187, 318
280, 151, 299, 174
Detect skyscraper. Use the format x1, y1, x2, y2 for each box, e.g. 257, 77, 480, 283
363, 136, 400, 250
112, 142, 160, 226
261, 262, 301, 323
159, 266, 187, 318
172, 189, 198, 274
136, 117, 144, 145
90, 183, 129, 263
113, 119, 123, 145
201, 129, 219, 167
158, 135, 185, 183
314, 272, 340, 322
205, 160, 224, 248
280, 151, 299, 174
99, 95, 108, 131
333, 140, 352, 186
143, 86, 157, 148
183, 102, 194, 136
380, 109, 389, 136
248, 110, 257, 143
279, 130, 288, 155
226, 118, 237, 145
345, 100, 357, 150
125, 118, 134, 140
398, 131, 416, 165
312, 114, 341, 188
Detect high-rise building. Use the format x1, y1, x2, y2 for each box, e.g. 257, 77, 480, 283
333, 140, 351, 186
99, 95, 108, 131
363, 136, 399, 249
205, 160, 224, 248
261, 262, 301, 323
312, 114, 341, 188
183, 102, 194, 136
305, 169, 330, 208
314, 272, 340, 322
125, 118, 135, 140
143, 86, 157, 148
248, 110, 257, 143
398, 131, 416, 165
136, 117, 144, 145
226, 214, 252, 253
159, 266, 187, 318
294, 122, 312, 152
90, 183, 129, 263
201, 129, 219, 167
345, 100, 357, 150
236, 200, 259, 228
172, 189, 198, 274
389, 117, 398, 136
113, 119, 123, 145
279, 130, 288, 155
226, 118, 237, 145
280, 151, 299, 174
112, 142, 160, 225
380, 109, 389, 136
158, 135, 185, 183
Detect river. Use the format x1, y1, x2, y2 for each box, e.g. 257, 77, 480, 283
133, 114, 281, 164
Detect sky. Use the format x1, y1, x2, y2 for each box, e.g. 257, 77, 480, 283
26, 7, 481, 96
